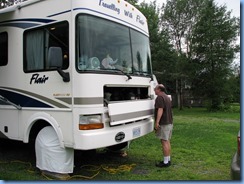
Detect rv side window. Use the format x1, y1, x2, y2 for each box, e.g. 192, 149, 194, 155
0, 32, 8, 66
24, 21, 69, 72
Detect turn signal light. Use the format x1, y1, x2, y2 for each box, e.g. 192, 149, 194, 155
79, 123, 104, 130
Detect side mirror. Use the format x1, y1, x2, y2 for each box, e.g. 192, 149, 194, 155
48, 47, 70, 82
48, 47, 63, 68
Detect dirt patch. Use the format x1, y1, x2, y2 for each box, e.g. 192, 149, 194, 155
132, 168, 150, 175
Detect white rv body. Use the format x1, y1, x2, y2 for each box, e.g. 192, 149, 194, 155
0, 0, 157, 150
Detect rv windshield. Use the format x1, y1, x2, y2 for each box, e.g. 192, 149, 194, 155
76, 15, 152, 76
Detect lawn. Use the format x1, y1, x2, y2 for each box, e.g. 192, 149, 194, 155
0, 107, 240, 180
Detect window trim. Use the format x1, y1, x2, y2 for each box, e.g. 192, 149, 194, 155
23, 21, 69, 73
75, 14, 152, 77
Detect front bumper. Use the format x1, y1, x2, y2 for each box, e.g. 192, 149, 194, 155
73, 118, 153, 150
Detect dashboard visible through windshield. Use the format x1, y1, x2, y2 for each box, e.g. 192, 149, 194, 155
76, 14, 152, 76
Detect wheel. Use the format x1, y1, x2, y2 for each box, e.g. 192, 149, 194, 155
35, 126, 74, 174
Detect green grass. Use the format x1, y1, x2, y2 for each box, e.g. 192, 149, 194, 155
0, 107, 240, 180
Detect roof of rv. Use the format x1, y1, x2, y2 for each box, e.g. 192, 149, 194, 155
0, 0, 148, 35
0, 0, 145, 15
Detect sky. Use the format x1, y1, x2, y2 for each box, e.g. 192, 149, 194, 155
138, 0, 240, 18
138, 0, 241, 64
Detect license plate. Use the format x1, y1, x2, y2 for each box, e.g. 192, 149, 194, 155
133, 127, 141, 138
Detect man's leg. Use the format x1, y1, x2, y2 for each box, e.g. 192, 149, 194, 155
156, 124, 172, 167
162, 139, 171, 164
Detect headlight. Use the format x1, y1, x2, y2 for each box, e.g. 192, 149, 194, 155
79, 115, 104, 130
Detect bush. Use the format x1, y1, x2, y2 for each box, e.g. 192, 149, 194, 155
216, 103, 240, 113
204, 99, 240, 113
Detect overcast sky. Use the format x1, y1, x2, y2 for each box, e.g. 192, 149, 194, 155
137, 0, 240, 64
138, 0, 240, 17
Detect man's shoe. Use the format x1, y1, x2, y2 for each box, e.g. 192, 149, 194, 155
155, 161, 170, 168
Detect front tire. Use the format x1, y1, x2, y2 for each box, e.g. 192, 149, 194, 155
35, 126, 74, 174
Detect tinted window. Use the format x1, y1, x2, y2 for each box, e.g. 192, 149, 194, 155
24, 22, 69, 72
0, 32, 8, 66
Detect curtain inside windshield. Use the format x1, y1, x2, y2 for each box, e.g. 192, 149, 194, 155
76, 15, 151, 75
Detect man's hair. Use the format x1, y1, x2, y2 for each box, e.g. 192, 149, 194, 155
158, 84, 166, 92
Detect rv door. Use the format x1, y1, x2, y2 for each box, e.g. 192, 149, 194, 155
0, 103, 19, 139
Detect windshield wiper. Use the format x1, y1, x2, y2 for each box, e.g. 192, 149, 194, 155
133, 71, 153, 82
102, 68, 132, 81
0, 95, 22, 110
115, 68, 132, 81
134, 71, 151, 77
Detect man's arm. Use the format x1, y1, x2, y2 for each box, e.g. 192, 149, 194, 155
155, 108, 163, 130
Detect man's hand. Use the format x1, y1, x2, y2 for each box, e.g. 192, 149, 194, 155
154, 122, 160, 132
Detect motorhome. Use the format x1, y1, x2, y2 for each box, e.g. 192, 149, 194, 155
0, 0, 157, 170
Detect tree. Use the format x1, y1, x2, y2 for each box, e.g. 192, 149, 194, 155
225, 66, 240, 104
190, 0, 240, 110
159, 0, 239, 110
138, 1, 177, 94
160, 0, 206, 109
124, 0, 138, 6
229, 63, 240, 103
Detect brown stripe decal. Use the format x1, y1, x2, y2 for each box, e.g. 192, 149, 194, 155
74, 97, 103, 105
55, 97, 72, 105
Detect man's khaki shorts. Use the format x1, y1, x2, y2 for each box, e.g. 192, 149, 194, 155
156, 124, 173, 141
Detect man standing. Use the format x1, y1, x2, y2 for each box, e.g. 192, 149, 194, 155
154, 84, 173, 167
